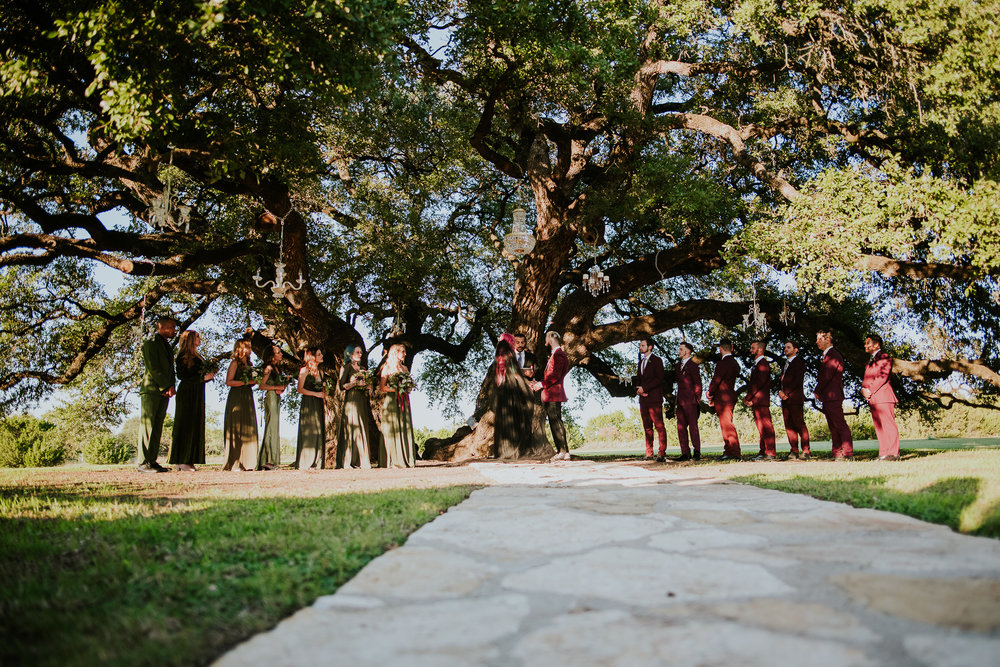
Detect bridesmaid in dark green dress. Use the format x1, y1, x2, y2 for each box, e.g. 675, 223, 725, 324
378, 343, 416, 468
295, 347, 326, 470
337, 344, 374, 469
256, 343, 287, 470
222, 339, 259, 471
169, 330, 216, 471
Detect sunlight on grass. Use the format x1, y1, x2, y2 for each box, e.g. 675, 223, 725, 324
728, 448, 1000, 537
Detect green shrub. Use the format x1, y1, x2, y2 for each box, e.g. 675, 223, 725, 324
82, 433, 134, 464
583, 409, 645, 443
0, 415, 66, 467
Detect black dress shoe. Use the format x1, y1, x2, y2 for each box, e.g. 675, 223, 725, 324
655, 455, 666, 462
752, 454, 776, 461
719, 455, 738, 461
693, 452, 701, 461
151, 462, 171, 472
136, 464, 156, 473
675, 454, 691, 462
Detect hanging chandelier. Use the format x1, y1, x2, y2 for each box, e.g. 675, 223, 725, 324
742, 288, 769, 334
503, 204, 536, 258
253, 205, 305, 299
148, 150, 192, 232
779, 299, 796, 325
582, 240, 610, 297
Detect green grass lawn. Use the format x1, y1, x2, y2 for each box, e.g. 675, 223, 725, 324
0, 482, 474, 667
577, 440, 1000, 538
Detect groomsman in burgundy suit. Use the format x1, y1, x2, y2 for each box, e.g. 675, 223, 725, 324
674, 342, 702, 461
778, 341, 810, 459
636, 338, 668, 460
534, 331, 571, 461
862, 333, 900, 460
744, 341, 777, 461
708, 338, 741, 460
814, 329, 854, 460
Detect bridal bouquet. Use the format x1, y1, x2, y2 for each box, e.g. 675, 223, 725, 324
386, 371, 417, 396
237, 365, 257, 385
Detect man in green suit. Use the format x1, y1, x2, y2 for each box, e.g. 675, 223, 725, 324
138, 317, 177, 472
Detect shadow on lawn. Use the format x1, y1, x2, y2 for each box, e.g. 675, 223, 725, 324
728, 472, 1000, 538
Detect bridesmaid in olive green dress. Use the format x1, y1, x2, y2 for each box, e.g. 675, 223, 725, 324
337, 344, 374, 469
378, 343, 416, 468
295, 347, 326, 470
222, 339, 259, 471
256, 343, 287, 470
169, 330, 216, 471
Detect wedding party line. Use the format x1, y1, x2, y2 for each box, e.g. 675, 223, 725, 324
136, 314, 901, 473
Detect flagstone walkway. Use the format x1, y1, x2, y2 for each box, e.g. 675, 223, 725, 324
214, 461, 1000, 666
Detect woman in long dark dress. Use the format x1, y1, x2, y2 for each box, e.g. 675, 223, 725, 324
378, 343, 416, 468
222, 339, 259, 471
169, 330, 216, 471
295, 347, 326, 470
337, 344, 373, 469
256, 343, 287, 470
492, 333, 534, 459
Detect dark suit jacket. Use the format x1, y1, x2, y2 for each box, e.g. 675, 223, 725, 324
541, 347, 569, 402
638, 353, 665, 406
141, 334, 175, 395
708, 354, 739, 407
780, 355, 806, 404
863, 350, 897, 404
745, 356, 772, 407
816, 347, 846, 403
516, 349, 537, 374
675, 359, 702, 406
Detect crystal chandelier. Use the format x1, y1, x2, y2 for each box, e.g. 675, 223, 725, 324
253, 205, 305, 299
582, 241, 610, 297
742, 288, 769, 334
148, 150, 192, 232
503, 204, 536, 258
779, 299, 796, 325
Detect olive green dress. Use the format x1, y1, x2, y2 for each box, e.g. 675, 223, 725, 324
379, 380, 416, 468
256, 366, 285, 470
222, 361, 259, 471
169, 355, 207, 465
337, 364, 373, 469
296, 373, 326, 470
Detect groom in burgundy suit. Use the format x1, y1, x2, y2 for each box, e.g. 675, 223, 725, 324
636, 338, 668, 460
815, 329, 854, 460
862, 333, 900, 460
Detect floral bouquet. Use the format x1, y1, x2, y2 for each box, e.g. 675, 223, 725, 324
351, 368, 374, 387
324, 374, 340, 395
386, 371, 417, 396
237, 365, 256, 385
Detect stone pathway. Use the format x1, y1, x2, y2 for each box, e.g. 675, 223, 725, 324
214, 461, 1000, 666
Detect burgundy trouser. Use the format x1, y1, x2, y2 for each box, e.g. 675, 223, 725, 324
640, 402, 668, 456
753, 405, 776, 456
781, 403, 810, 454
871, 401, 900, 457
715, 403, 740, 457
823, 401, 854, 458
676, 402, 701, 456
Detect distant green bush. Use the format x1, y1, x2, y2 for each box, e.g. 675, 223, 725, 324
82, 433, 134, 465
583, 408, 645, 443
0, 415, 67, 467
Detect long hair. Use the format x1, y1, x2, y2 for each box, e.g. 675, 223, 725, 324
343, 344, 363, 368
232, 339, 252, 364
495, 335, 516, 386
303, 347, 322, 371
385, 344, 407, 374
177, 330, 200, 365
